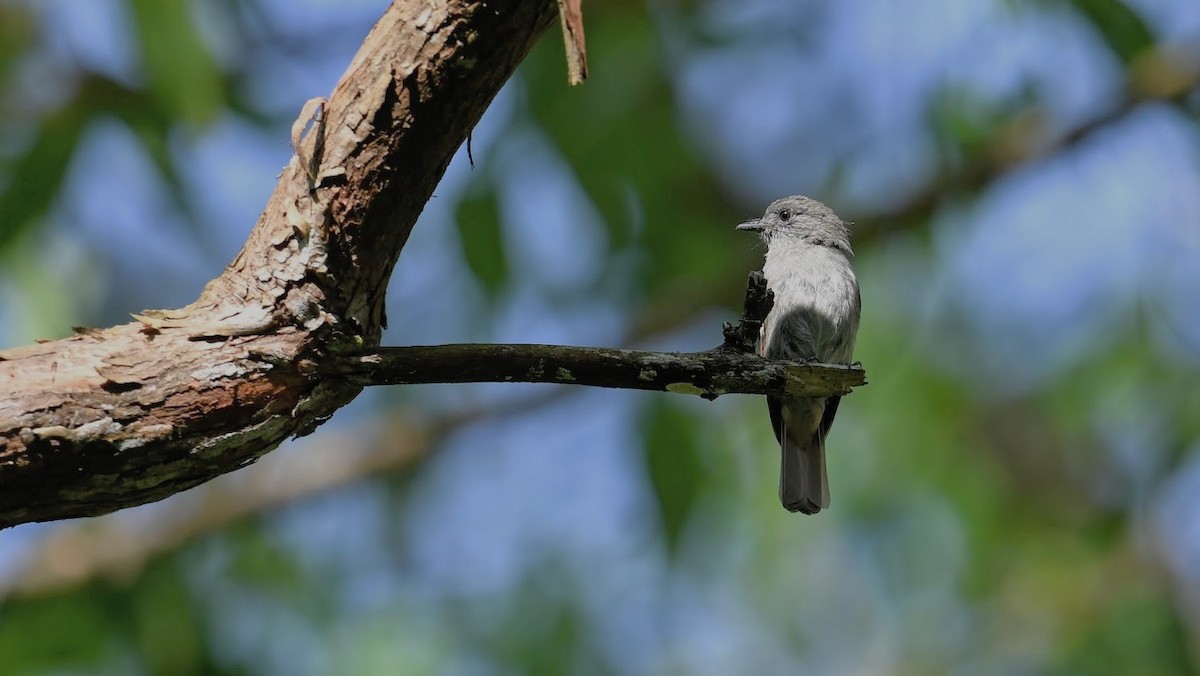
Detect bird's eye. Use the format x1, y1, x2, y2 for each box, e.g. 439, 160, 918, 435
778, 209, 792, 221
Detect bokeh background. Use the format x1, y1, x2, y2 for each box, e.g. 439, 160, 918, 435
2, 0, 1200, 673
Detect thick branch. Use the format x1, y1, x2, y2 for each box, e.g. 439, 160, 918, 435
0, 0, 558, 529
343, 345, 864, 399
5, 413, 438, 599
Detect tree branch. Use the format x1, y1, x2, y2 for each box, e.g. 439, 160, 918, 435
331, 271, 862, 398
3, 413, 438, 599
0, 0, 559, 529
2, 273, 863, 597
342, 345, 865, 399
0, 0, 865, 534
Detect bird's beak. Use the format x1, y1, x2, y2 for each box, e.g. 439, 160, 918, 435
736, 218, 764, 232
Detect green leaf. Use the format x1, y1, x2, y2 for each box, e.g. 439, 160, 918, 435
1070, 0, 1156, 63
128, 0, 223, 126
1058, 584, 1191, 674
131, 562, 206, 675
454, 183, 510, 296
0, 106, 86, 253
227, 525, 308, 595
0, 594, 113, 670
640, 398, 706, 553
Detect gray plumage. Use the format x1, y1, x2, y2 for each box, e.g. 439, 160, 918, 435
736, 195, 860, 514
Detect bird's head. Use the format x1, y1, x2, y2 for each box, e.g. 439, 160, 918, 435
736, 195, 852, 254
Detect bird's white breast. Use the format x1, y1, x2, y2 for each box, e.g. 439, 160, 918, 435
761, 243, 859, 363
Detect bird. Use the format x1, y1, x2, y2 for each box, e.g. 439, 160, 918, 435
736, 195, 860, 514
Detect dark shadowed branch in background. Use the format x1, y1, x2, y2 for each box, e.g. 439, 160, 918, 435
856, 45, 1200, 237
1, 402, 491, 599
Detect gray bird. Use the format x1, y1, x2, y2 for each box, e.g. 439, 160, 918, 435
737, 195, 860, 514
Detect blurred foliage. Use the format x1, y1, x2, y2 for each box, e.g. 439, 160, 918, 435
454, 178, 509, 297
127, 0, 224, 126
0, 560, 223, 675
641, 397, 708, 553
518, 5, 752, 298
2, 0, 1200, 674
1070, 0, 1156, 63
0, 92, 86, 252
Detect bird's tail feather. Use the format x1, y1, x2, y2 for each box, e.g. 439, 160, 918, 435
780, 431, 829, 514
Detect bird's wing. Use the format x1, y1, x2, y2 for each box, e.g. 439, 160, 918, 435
768, 395, 784, 445
818, 395, 841, 440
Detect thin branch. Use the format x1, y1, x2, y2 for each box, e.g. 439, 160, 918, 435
332, 271, 864, 399
339, 345, 864, 399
